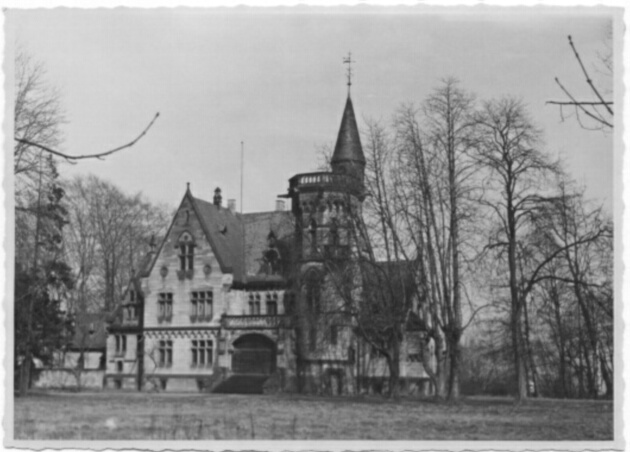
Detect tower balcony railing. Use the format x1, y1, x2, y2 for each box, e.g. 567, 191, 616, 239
292, 171, 336, 188
221, 314, 292, 330
289, 171, 362, 194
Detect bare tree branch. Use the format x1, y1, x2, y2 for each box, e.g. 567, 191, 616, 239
15, 112, 160, 164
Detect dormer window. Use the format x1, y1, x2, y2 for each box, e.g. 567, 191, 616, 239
178, 232, 195, 271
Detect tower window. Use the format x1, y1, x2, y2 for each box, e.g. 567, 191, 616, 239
329, 218, 340, 246
306, 275, 321, 314
308, 218, 318, 253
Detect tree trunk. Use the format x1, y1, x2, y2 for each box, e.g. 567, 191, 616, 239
600, 354, 613, 398
434, 332, 448, 399
507, 194, 528, 402
388, 345, 401, 400
522, 295, 539, 397
19, 353, 32, 397
448, 342, 461, 401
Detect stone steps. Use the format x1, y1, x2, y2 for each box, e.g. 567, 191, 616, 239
212, 374, 269, 394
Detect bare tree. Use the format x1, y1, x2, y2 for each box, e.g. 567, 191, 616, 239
13, 48, 159, 396
63, 175, 171, 313
527, 178, 613, 397
419, 78, 478, 400
473, 97, 560, 401
547, 35, 613, 131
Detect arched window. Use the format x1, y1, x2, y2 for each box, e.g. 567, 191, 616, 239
304, 270, 322, 315
178, 232, 195, 271
308, 219, 317, 253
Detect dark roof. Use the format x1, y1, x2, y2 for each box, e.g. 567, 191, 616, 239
191, 194, 294, 285
193, 196, 245, 279
241, 210, 294, 282
71, 312, 107, 350
331, 95, 365, 167
137, 250, 156, 278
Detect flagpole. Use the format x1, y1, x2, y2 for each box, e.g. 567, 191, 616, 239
240, 141, 244, 214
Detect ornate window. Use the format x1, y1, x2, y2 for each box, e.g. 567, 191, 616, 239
158, 340, 173, 367
191, 340, 213, 367
248, 292, 261, 315
178, 232, 195, 271
190, 291, 213, 321
266, 292, 278, 315
158, 292, 173, 321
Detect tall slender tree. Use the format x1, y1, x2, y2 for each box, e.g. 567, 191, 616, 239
473, 97, 559, 401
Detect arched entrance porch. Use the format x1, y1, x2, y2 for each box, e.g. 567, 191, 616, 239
232, 333, 277, 375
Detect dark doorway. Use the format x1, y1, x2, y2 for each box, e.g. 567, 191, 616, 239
232, 334, 276, 375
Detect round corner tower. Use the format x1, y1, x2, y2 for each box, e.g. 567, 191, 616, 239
288, 92, 366, 266
285, 90, 366, 393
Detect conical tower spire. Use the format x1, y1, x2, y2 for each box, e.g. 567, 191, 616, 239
330, 93, 365, 181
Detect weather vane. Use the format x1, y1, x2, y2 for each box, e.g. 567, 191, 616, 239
343, 51, 355, 93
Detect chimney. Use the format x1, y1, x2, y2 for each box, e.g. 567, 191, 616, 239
213, 187, 222, 207
275, 199, 285, 211
227, 199, 236, 212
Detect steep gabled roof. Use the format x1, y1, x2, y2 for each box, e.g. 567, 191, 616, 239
192, 196, 245, 280
144, 186, 295, 287
331, 95, 365, 167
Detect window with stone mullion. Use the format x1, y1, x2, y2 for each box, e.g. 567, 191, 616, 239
191, 340, 213, 367
266, 292, 278, 315
158, 293, 173, 320
249, 292, 261, 315
158, 340, 173, 367
191, 291, 213, 320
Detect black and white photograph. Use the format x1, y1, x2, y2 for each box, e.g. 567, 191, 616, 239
3, 2, 624, 449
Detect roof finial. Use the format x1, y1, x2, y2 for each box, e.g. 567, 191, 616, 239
343, 51, 355, 95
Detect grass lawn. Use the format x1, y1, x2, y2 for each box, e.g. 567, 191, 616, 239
13, 391, 613, 441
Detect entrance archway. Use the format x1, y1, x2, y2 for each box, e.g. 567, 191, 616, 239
232, 334, 276, 375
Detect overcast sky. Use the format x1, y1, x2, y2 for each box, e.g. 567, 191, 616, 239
6, 7, 616, 213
